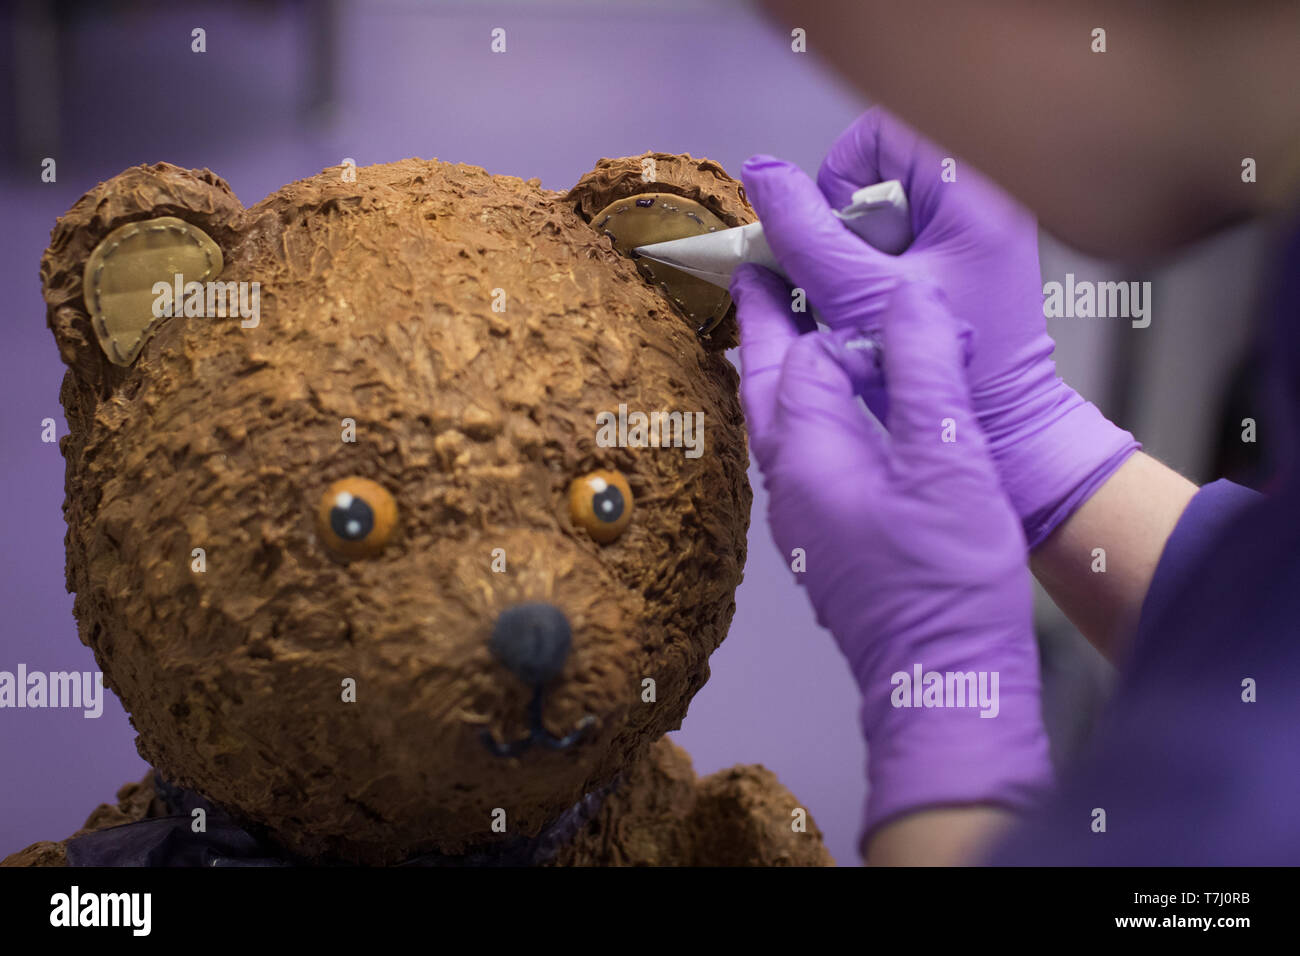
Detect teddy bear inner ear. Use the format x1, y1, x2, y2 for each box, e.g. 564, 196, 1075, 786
589, 194, 732, 335
566, 152, 755, 349
82, 216, 224, 367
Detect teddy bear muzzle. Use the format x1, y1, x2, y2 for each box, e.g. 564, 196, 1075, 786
482, 602, 597, 757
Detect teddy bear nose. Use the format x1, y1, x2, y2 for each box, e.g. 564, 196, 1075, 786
489, 603, 572, 686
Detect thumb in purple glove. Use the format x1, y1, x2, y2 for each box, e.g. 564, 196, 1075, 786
732, 261, 1052, 846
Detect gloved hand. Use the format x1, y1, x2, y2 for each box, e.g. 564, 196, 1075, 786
750, 108, 1139, 548
731, 262, 1053, 843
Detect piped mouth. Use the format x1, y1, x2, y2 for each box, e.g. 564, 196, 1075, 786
482, 686, 597, 757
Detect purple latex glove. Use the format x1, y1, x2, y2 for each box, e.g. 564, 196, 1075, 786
766, 108, 1140, 548
731, 259, 1052, 845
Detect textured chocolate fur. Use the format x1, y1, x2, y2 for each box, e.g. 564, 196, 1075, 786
6, 154, 832, 866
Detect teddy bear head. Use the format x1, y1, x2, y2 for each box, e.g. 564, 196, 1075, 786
42, 155, 754, 863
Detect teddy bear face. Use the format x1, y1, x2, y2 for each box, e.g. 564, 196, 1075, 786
44, 157, 753, 863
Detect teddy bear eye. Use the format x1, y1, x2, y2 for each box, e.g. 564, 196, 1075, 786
568, 470, 634, 544
316, 477, 398, 560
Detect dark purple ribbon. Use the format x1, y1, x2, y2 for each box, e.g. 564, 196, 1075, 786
65, 772, 614, 867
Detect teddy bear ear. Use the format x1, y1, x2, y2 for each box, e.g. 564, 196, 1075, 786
566, 153, 755, 352
42, 162, 245, 396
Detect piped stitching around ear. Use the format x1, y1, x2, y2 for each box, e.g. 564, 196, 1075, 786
566, 153, 754, 352
83, 216, 225, 366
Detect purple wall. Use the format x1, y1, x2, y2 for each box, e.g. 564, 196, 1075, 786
0, 1, 870, 864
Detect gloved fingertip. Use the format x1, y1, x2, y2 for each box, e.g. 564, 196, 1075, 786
729, 261, 760, 294
730, 262, 783, 300
742, 154, 792, 175
741, 155, 802, 209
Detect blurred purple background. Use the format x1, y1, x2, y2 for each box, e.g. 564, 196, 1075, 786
0, 0, 1269, 865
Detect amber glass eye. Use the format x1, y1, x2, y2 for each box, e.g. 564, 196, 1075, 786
569, 470, 633, 544
316, 477, 398, 560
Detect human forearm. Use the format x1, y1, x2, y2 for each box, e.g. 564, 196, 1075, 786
864, 805, 1015, 866
1029, 451, 1197, 661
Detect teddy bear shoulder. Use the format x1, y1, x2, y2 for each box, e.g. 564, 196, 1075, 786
550, 737, 834, 866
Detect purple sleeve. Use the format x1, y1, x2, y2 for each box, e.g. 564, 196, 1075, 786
986, 478, 1300, 865
1132, 479, 1263, 646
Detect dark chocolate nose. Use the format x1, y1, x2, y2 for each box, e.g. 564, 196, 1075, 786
489, 603, 572, 686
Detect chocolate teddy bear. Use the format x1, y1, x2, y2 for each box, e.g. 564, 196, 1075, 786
4, 153, 833, 866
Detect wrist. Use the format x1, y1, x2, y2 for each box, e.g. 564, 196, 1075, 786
1029, 451, 1199, 660
984, 383, 1140, 549
860, 693, 1053, 845
864, 804, 1018, 866
852, 625, 1053, 845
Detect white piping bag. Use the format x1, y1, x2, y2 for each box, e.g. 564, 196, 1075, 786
632, 179, 912, 289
